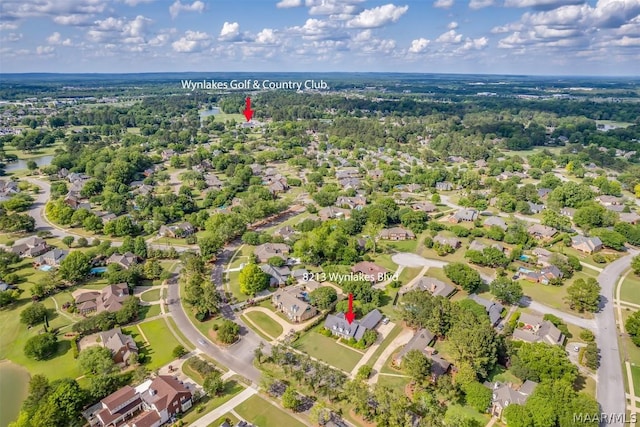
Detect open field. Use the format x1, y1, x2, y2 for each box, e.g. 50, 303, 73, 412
243, 311, 283, 339
137, 318, 181, 370
294, 328, 363, 372
235, 395, 307, 427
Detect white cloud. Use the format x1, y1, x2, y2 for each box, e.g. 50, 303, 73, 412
218, 21, 241, 41
121, 0, 156, 5
1, 33, 22, 42
409, 37, 430, 53
448, 21, 459, 29
289, 18, 341, 40
53, 14, 93, 26
346, 4, 409, 28
87, 15, 152, 46
276, 0, 303, 8
0, 22, 19, 31
36, 45, 55, 55
436, 29, 464, 43
434, 0, 454, 7
353, 29, 372, 42
47, 32, 72, 46
169, 0, 205, 19
1, 0, 107, 21
504, 0, 584, 8
256, 28, 278, 44
306, 0, 364, 15
171, 30, 210, 52
469, 0, 494, 8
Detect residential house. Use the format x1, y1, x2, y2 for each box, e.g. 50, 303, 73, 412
318, 207, 351, 221
378, 227, 416, 241
157, 222, 195, 238
527, 202, 546, 214
335, 168, 360, 180
393, 329, 435, 365
435, 181, 454, 191
512, 313, 565, 345
351, 261, 388, 282
532, 248, 556, 267
411, 202, 437, 213
106, 252, 139, 270
11, 236, 48, 258
483, 216, 507, 230
605, 204, 625, 213
93, 385, 143, 427
100, 328, 138, 365
468, 294, 504, 326
260, 264, 291, 286
560, 207, 576, 219
595, 195, 624, 206
338, 177, 361, 190
399, 277, 455, 298
204, 173, 224, 189
571, 236, 603, 254
139, 376, 193, 424
520, 265, 563, 284
449, 209, 478, 223
485, 381, 538, 418
268, 178, 289, 195
34, 248, 69, 268
537, 188, 552, 199
619, 212, 640, 224
368, 169, 383, 180
433, 235, 462, 249
254, 243, 290, 263
324, 309, 382, 341
468, 240, 488, 252
161, 149, 176, 161
527, 224, 558, 240
336, 196, 366, 210
273, 225, 296, 241
290, 268, 309, 283
75, 283, 130, 315
271, 286, 318, 322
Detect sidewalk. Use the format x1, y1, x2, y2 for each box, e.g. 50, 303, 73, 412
188, 387, 257, 427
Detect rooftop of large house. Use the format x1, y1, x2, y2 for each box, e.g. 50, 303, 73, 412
400, 276, 455, 298
468, 294, 504, 326
324, 309, 383, 341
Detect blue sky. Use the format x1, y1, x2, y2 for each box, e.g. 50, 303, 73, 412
0, 0, 639, 75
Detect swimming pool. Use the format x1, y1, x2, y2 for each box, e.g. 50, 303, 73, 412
519, 255, 530, 261
90, 267, 107, 274
39, 265, 52, 272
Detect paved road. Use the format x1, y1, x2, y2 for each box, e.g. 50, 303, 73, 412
518, 297, 598, 331
189, 387, 257, 427
165, 269, 263, 384
440, 194, 541, 224
391, 252, 495, 283
596, 250, 638, 425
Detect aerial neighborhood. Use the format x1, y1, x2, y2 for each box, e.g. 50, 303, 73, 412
0, 73, 640, 427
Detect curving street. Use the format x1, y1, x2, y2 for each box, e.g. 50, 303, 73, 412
596, 250, 638, 425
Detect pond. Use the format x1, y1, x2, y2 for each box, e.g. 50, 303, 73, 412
0, 361, 30, 426
199, 107, 220, 119
2, 155, 54, 173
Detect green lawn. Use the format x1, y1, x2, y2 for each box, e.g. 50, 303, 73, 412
179, 381, 245, 425
136, 318, 181, 370
445, 404, 491, 426
244, 311, 283, 339
386, 239, 418, 253
398, 267, 422, 285
370, 254, 398, 272
140, 289, 162, 302
208, 413, 240, 427
631, 365, 640, 398
240, 315, 273, 342
227, 271, 250, 302
377, 374, 411, 390
235, 395, 307, 427
620, 274, 640, 306
368, 324, 403, 366
138, 304, 161, 320
165, 316, 195, 351
294, 328, 363, 372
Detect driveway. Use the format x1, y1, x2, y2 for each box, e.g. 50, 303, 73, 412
518, 297, 597, 331
596, 250, 638, 424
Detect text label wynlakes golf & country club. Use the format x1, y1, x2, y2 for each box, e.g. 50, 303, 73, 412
181, 79, 329, 91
